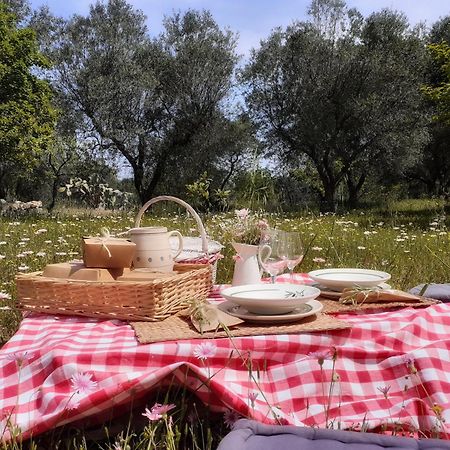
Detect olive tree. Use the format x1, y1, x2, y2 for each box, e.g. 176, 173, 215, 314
37, 0, 239, 204
408, 17, 450, 198
242, 0, 428, 210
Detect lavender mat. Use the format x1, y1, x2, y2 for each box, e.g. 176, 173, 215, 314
218, 420, 450, 450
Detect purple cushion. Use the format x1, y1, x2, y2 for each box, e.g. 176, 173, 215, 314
409, 284, 450, 302
218, 420, 450, 450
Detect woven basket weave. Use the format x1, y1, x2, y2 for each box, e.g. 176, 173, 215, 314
16, 263, 212, 322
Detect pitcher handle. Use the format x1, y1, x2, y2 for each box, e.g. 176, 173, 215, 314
169, 230, 183, 259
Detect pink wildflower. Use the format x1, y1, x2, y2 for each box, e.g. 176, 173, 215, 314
377, 385, 391, 399
403, 356, 417, 374
70, 372, 98, 394
308, 348, 334, 366
6, 351, 34, 367
232, 254, 242, 262
142, 403, 176, 422
223, 409, 241, 429
235, 208, 249, 220
257, 219, 269, 230
248, 392, 258, 408
193, 342, 217, 360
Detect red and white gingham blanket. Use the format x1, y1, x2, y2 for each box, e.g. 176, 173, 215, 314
1, 274, 450, 440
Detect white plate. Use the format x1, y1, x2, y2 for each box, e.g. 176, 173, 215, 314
311, 282, 392, 300
220, 283, 321, 315
308, 268, 391, 290
218, 299, 323, 323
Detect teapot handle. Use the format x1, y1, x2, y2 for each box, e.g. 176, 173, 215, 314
168, 230, 183, 259
134, 195, 208, 254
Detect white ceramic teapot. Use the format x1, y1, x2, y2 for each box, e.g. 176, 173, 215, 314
128, 226, 183, 272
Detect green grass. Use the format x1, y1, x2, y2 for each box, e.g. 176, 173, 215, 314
1, 201, 449, 342
0, 199, 449, 448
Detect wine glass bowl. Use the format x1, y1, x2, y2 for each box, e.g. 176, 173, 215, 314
285, 231, 304, 280
258, 229, 288, 283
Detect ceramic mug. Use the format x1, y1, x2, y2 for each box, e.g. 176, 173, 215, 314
128, 226, 183, 272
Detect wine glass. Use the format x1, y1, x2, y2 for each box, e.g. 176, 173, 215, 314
285, 231, 304, 282
258, 229, 288, 284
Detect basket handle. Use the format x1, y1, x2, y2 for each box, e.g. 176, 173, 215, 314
134, 195, 208, 254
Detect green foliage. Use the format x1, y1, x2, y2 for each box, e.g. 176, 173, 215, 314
234, 169, 279, 211
39, 1, 239, 204
242, 0, 428, 211
0, 2, 56, 173
185, 172, 230, 212
59, 176, 134, 210
422, 42, 450, 125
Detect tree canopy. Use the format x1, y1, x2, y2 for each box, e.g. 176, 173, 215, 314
242, 0, 428, 210
39, 0, 239, 204
423, 42, 450, 125
1, 0, 449, 210
0, 1, 56, 197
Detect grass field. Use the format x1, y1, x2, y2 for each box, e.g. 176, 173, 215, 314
0, 199, 449, 448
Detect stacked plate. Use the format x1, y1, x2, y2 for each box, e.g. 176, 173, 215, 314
218, 284, 322, 323
308, 268, 391, 299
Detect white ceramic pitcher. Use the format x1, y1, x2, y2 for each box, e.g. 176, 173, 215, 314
128, 226, 183, 272
231, 242, 262, 286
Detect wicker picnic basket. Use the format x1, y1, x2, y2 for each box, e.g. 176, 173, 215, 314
16, 263, 212, 322
16, 196, 219, 322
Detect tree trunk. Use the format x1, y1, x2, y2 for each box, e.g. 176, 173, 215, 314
139, 154, 168, 205
346, 173, 366, 209
48, 178, 59, 211
0, 171, 7, 200
320, 182, 337, 212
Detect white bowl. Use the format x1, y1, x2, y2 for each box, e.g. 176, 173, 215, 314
308, 268, 391, 291
220, 283, 321, 315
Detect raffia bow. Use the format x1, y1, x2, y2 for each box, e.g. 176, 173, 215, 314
98, 227, 112, 258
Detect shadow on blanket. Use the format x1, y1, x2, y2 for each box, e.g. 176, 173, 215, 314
218, 420, 450, 450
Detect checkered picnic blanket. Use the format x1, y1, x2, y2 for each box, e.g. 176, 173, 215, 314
1, 274, 450, 440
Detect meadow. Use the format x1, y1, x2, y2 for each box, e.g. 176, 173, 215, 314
0, 199, 449, 448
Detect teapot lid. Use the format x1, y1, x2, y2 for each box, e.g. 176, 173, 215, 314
128, 226, 167, 234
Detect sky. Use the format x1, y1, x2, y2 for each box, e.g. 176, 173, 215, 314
28, 0, 450, 57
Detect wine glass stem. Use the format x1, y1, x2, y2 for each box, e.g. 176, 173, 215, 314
270, 275, 276, 284
289, 268, 294, 282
